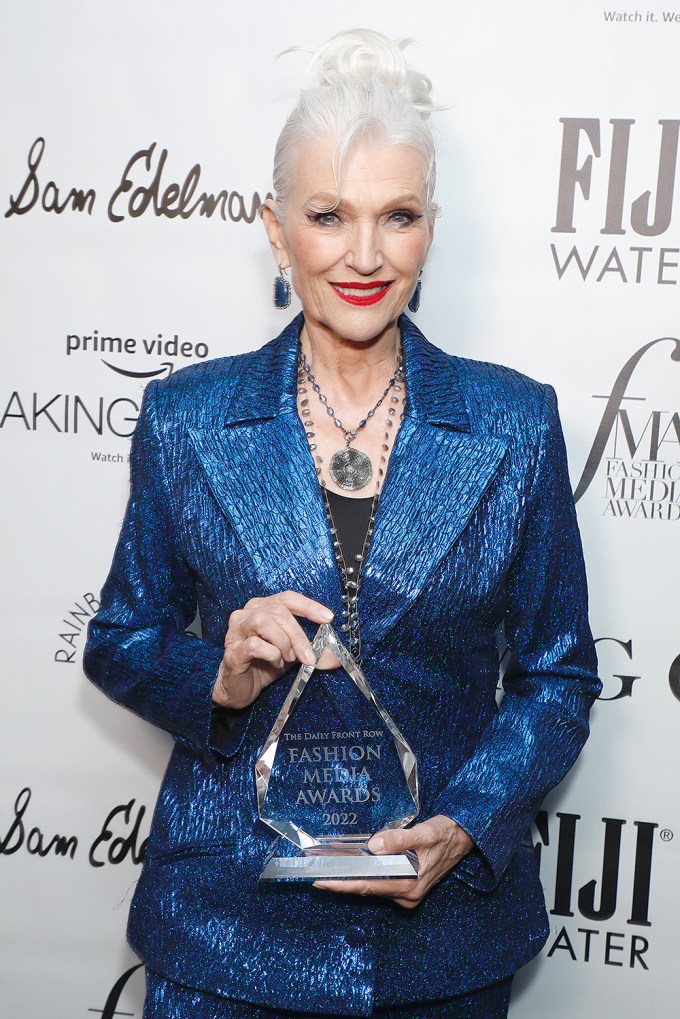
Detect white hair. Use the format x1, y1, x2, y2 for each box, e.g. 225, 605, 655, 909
267, 29, 440, 222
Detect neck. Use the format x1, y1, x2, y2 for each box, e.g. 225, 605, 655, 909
300, 318, 400, 399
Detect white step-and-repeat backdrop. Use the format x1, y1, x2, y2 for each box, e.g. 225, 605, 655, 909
1, 2, 678, 1015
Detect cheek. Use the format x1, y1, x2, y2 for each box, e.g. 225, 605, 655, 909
384, 224, 431, 269
392, 236, 430, 274
289, 234, 339, 283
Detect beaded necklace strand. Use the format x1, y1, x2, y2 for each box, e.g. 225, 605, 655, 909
296, 342, 406, 662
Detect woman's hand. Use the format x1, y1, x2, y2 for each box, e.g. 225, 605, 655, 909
313, 815, 474, 909
212, 591, 337, 710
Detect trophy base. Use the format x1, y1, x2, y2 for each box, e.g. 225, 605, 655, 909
259, 836, 419, 882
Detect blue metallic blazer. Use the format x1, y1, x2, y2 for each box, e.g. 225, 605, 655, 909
84, 314, 600, 1015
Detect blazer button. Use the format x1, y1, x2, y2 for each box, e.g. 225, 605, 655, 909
345, 925, 368, 948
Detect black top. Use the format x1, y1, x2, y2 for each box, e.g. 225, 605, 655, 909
325, 489, 374, 572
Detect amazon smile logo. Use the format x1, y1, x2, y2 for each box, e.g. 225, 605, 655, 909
66, 328, 210, 378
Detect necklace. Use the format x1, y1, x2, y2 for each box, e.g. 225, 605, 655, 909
296, 342, 406, 661
323, 487, 378, 662
297, 348, 403, 491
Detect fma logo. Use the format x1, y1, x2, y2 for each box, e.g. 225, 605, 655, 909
573, 337, 680, 518
88, 963, 144, 1019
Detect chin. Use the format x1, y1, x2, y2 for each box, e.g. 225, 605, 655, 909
318, 307, 404, 345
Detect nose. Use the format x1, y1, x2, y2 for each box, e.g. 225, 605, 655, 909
345, 222, 383, 275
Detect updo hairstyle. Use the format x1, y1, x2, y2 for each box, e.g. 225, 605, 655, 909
268, 29, 439, 222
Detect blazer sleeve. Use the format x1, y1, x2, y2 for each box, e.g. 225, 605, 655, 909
431, 384, 601, 892
83, 379, 251, 763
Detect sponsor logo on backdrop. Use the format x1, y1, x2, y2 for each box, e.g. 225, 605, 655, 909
0, 787, 148, 866
668, 650, 680, 702
551, 118, 680, 284
0, 328, 212, 441
54, 592, 100, 663
534, 808, 673, 969
596, 635, 680, 704
66, 329, 209, 379
573, 337, 680, 518
4, 137, 270, 224
90, 964, 144, 1019
0, 389, 142, 438
594, 636, 641, 701
2, 139, 241, 443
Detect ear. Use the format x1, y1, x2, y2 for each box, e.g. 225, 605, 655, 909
418, 217, 435, 270
262, 202, 290, 269
425, 213, 435, 257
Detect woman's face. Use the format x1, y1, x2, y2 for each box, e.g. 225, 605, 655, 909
264, 136, 434, 346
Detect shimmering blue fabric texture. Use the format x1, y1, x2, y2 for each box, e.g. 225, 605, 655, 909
144, 969, 513, 1018
84, 314, 601, 1016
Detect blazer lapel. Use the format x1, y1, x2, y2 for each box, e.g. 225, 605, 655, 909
188, 416, 342, 613
186, 316, 343, 616
358, 318, 508, 651
358, 418, 507, 651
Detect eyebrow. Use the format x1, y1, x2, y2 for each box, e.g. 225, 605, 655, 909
307, 191, 425, 214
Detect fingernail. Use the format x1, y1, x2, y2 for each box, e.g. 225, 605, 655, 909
320, 608, 334, 621
304, 648, 316, 665
369, 836, 385, 854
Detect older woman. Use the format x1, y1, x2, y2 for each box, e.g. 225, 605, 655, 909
84, 29, 600, 1019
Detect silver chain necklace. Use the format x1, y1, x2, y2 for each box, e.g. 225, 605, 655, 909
297, 348, 403, 492
297, 343, 406, 660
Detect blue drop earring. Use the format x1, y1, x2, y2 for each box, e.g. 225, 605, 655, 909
273, 265, 292, 309
408, 271, 423, 313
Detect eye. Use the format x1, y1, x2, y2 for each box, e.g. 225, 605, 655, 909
307, 211, 340, 227
388, 209, 422, 226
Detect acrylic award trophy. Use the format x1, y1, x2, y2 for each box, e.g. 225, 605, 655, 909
255, 623, 419, 881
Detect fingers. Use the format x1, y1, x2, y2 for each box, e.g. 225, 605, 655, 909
313, 878, 414, 897
368, 816, 465, 856
367, 826, 426, 856
248, 591, 334, 625
235, 592, 334, 666
313, 828, 425, 903
217, 591, 336, 709
313, 819, 471, 910
313, 878, 422, 909
315, 648, 341, 670
228, 634, 289, 673
228, 610, 305, 666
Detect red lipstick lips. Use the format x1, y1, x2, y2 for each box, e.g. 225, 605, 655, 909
330, 281, 393, 306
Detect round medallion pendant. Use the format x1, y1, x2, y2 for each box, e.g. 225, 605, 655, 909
328, 448, 373, 491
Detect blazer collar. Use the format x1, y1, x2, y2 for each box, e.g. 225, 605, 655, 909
223, 313, 472, 433
222, 316, 302, 425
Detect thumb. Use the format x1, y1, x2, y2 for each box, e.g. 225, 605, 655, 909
368, 827, 413, 855
315, 649, 342, 670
